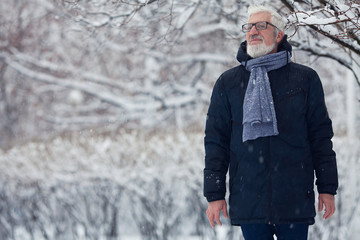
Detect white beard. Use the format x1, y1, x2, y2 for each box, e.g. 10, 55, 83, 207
247, 39, 276, 58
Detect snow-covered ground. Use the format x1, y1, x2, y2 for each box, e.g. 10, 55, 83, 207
0, 127, 359, 239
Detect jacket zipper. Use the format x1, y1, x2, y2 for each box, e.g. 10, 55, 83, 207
267, 138, 272, 224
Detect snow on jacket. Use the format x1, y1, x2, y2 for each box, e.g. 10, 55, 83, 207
203, 36, 338, 225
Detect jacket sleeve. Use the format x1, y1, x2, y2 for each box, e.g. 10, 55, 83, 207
306, 72, 338, 195
204, 76, 232, 202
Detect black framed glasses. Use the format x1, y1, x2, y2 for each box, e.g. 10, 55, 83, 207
242, 21, 278, 32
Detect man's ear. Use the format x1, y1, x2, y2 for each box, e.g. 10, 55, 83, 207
276, 31, 284, 44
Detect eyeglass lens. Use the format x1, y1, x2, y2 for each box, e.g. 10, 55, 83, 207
243, 22, 267, 32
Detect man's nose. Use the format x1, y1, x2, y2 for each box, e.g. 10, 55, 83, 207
249, 25, 258, 34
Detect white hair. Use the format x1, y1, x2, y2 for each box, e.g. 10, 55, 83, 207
247, 5, 286, 32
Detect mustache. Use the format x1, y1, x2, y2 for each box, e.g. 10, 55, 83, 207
250, 35, 264, 41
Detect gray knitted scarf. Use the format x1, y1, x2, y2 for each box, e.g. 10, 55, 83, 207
242, 51, 291, 142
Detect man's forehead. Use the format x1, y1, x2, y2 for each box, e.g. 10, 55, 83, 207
248, 11, 271, 22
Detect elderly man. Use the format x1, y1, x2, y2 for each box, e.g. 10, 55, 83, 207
203, 4, 338, 240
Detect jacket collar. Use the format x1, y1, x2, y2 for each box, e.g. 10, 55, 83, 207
236, 35, 292, 63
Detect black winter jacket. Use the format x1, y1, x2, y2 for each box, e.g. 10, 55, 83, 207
203, 37, 338, 225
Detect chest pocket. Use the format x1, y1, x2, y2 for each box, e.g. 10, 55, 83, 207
276, 88, 306, 116
274, 88, 308, 147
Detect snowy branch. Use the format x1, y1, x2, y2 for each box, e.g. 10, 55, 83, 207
60, 0, 159, 27
283, 0, 360, 56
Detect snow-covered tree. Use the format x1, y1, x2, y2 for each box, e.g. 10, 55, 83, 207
1, 0, 358, 147
282, 0, 360, 84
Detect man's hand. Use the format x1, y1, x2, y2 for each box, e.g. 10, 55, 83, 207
206, 199, 229, 228
318, 193, 335, 220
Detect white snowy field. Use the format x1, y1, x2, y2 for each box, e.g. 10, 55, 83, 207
0, 130, 207, 240
0, 127, 359, 240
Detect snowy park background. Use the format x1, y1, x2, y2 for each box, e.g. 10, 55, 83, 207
0, 0, 359, 239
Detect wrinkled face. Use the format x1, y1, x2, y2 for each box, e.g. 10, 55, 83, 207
246, 11, 283, 58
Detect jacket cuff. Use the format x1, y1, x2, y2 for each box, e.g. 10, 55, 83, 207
203, 169, 226, 201
206, 195, 225, 202
317, 185, 337, 195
